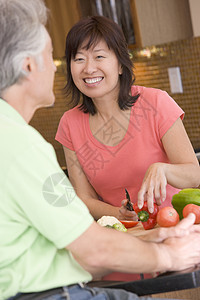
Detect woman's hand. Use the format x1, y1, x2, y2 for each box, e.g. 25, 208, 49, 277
138, 162, 167, 213
118, 199, 138, 221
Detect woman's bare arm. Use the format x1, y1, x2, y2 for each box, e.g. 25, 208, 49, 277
63, 146, 136, 220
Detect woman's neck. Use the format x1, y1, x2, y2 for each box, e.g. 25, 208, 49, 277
92, 94, 121, 120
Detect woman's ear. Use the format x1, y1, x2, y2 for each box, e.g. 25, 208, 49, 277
119, 65, 123, 75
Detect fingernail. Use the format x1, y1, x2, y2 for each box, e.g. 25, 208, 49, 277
149, 208, 153, 213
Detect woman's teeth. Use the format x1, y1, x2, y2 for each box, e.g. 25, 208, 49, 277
84, 77, 103, 84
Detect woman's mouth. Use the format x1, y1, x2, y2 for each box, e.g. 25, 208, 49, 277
84, 77, 103, 84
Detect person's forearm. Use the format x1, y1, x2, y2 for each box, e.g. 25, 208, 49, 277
165, 163, 200, 189
97, 228, 168, 274
70, 222, 169, 276
69, 216, 200, 278
78, 194, 120, 220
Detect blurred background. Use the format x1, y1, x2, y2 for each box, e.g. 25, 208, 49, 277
30, 0, 200, 167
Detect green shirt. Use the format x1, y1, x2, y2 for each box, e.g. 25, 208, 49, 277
0, 99, 93, 299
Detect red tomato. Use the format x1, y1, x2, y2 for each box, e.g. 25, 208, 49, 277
120, 220, 139, 228
156, 207, 179, 227
183, 204, 200, 224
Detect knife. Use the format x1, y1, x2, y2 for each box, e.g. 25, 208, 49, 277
125, 188, 134, 211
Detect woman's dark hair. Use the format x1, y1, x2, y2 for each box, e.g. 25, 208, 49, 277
65, 15, 139, 115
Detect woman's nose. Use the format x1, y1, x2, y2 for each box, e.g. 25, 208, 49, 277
83, 59, 97, 74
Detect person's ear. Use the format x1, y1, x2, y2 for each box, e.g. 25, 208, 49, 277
119, 65, 123, 75
21, 57, 37, 77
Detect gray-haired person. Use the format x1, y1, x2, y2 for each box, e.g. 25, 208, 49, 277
1, 0, 200, 299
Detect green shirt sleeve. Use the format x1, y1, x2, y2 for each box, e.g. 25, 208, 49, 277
5, 139, 94, 249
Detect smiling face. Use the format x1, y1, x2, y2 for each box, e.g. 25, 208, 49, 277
70, 39, 122, 102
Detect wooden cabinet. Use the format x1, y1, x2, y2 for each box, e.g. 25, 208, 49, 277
132, 0, 193, 47
76, 0, 194, 48
45, 0, 194, 57
188, 0, 200, 37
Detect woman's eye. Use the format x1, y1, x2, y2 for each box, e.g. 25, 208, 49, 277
74, 57, 84, 62
96, 55, 105, 59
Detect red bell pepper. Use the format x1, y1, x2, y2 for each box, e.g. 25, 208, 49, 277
133, 201, 159, 230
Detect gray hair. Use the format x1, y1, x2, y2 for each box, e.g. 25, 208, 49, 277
0, 0, 48, 96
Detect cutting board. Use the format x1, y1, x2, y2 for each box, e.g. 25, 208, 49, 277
127, 221, 159, 236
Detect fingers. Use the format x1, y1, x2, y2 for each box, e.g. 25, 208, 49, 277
160, 181, 167, 203
190, 224, 200, 233
154, 183, 162, 206
156, 213, 197, 242
137, 163, 167, 212
146, 186, 154, 213
154, 180, 166, 205
119, 200, 138, 221
121, 199, 128, 206
142, 215, 199, 243
120, 208, 136, 218
137, 188, 145, 210
119, 209, 138, 221
138, 185, 155, 213
174, 213, 196, 233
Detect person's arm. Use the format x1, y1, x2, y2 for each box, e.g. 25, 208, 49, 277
67, 213, 200, 278
138, 118, 200, 212
63, 146, 137, 220
162, 117, 200, 187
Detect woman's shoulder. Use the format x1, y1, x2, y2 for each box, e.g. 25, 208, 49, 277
62, 105, 86, 120
132, 86, 174, 110
132, 85, 168, 98
132, 85, 183, 119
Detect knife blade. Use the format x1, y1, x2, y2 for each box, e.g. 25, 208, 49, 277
125, 188, 134, 211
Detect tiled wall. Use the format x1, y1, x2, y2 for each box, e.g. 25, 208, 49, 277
131, 37, 200, 151
30, 36, 200, 167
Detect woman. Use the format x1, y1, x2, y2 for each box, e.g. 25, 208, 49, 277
56, 16, 200, 222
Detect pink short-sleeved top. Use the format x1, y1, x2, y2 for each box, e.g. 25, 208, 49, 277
56, 86, 184, 208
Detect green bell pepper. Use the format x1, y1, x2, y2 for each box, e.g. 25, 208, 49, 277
172, 188, 200, 219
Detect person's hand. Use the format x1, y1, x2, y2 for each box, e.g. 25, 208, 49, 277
118, 199, 138, 221
162, 223, 200, 272
150, 214, 200, 273
158, 231, 200, 273
138, 162, 167, 213
140, 213, 200, 242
